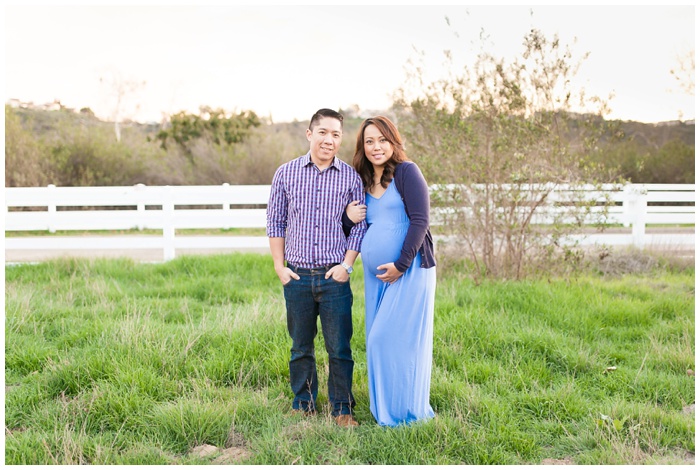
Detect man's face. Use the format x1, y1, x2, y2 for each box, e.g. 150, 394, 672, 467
307, 117, 343, 168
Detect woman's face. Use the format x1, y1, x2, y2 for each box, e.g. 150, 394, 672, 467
363, 124, 394, 170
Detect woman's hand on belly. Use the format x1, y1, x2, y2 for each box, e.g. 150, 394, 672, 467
376, 262, 403, 284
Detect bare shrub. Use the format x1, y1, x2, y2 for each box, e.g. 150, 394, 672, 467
590, 246, 694, 277
395, 26, 619, 281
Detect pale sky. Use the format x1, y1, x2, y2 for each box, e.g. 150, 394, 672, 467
4, 3, 696, 124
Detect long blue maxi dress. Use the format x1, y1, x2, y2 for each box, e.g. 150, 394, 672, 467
361, 179, 437, 427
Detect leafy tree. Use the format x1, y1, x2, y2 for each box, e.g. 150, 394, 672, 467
155, 107, 261, 162
638, 139, 695, 184
49, 125, 149, 186
394, 28, 618, 280
590, 138, 647, 184
591, 128, 694, 184
5, 106, 53, 187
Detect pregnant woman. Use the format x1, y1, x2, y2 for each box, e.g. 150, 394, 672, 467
345, 116, 437, 427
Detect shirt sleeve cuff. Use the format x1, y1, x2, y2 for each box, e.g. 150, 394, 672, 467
347, 239, 362, 252
266, 228, 286, 238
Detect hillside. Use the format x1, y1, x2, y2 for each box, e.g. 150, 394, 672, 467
10, 104, 695, 148
5, 104, 695, 187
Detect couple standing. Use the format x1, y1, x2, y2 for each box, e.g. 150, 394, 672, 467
266, 108, 436, 427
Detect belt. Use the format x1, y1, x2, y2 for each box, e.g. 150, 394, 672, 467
287, 263, 339, 274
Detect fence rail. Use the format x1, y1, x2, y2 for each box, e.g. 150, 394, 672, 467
5, 183, 695, 261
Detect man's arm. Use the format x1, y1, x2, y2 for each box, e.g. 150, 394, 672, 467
269, 237, 299, 285
325, 249, 360, 282
343, 250, 360, 266
346, 176, 368, 251
266, 166, 298, 285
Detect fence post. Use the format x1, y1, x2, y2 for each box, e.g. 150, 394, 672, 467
135, 183, 146, 230
621, 188, 630, 228
163, 186, 176, 261
627, 185, 647, 248
47, 184, 57, 233
222, 183, 230, 230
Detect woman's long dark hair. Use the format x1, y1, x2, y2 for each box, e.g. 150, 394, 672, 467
352, 116, 409, 191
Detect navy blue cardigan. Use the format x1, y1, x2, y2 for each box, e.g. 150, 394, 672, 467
343, 161, 436, 272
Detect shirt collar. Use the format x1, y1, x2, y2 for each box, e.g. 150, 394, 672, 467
302, 151, 340, 171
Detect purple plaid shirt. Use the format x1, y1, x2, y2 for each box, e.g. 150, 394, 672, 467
266, 152, 367, 268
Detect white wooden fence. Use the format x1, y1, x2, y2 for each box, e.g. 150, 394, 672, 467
4, 183, 695, 261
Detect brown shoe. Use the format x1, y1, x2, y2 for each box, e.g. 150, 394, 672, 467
292, 409, 317, 417
334, 414, 359, 427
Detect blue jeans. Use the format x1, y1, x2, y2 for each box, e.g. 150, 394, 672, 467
283, 264, 355, 416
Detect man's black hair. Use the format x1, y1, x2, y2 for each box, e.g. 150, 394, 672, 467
309, 108, 343, 130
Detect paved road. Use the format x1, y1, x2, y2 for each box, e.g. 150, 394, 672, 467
5, 227, 694, 264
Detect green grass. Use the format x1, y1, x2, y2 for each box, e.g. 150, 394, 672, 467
5, 253, 695, 464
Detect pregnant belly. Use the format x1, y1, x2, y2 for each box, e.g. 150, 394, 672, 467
361, 224, 407, 276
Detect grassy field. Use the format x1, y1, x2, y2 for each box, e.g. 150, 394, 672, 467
4, 253, 695, 464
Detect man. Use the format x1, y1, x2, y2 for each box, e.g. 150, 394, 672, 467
266, 108, 367, 427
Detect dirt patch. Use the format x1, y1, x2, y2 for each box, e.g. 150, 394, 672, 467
541, 457, 575, 465
191, 445, 219, 458
650, 450, 695, 465
212, 446, 252, 464
189, 444, 251, 464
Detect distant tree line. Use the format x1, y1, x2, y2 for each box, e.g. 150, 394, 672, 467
4, 105, 369, 187
4, 104, 693, 188
588, 121, 695, 185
